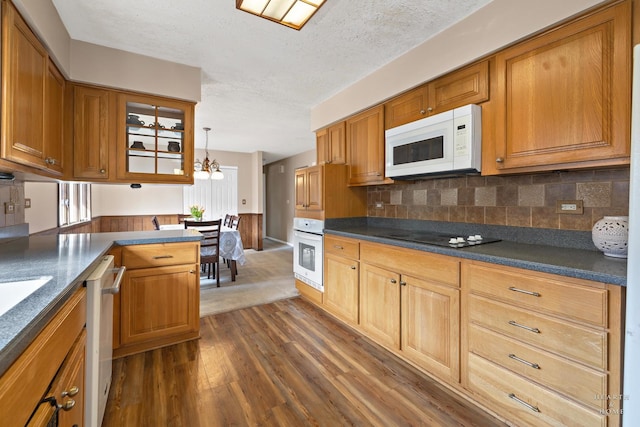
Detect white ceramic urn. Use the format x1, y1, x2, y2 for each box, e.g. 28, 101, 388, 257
592, 216, 629, 258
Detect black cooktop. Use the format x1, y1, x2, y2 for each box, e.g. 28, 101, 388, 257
376, 231, 501, 248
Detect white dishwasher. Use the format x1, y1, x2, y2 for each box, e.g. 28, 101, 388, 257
85, 255, 125, 427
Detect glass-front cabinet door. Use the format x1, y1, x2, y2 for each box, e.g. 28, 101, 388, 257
117, 93, 194, 183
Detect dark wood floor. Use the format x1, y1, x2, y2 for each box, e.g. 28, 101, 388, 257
103, 297, 506, 426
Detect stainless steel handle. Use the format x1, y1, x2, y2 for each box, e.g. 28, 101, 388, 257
59, 399, 76, 411
508, 393, 540, 413
390, 278, 397, 284
508, 353, 540, 369
509, 287, 540, 297
508, 320, 540, 334
61, 386, 79, 397
152, 255, 174, 259
103, 266, 126, 295
399, 281, 407, 286
496, 157, 504, 163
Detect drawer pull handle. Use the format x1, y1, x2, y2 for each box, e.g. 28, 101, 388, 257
508, 320, 540, 334
508, 393, 540, 413
509, 286, 540, 297
508, 353, 540, 369
334, 245, 344, 249
152, 255, 174, 259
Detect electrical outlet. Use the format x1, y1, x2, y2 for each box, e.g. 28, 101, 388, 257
24, 198, 31, 208
375, 201, 384, 209
4, 202, 15, 214
556, 199, 584, 215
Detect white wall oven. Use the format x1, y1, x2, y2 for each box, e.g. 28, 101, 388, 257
293, 217, 324, 292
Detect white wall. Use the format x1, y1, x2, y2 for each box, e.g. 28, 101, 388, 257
310, 0, 607, 130
24, 182, 58, 233
92, 184, 184, 216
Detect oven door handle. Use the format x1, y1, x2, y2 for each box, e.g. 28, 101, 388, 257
294, 230, 323, 241
103, 266, 126, 295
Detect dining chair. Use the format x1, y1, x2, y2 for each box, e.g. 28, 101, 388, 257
184, 219, 222, 286
229, 215, 241, 230
223, 214, 232, 227
151, 216, 160, 230
177, 213, 191, 223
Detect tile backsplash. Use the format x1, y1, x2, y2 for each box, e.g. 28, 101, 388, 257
0, 180, 25, 228
367, 168, 629, 231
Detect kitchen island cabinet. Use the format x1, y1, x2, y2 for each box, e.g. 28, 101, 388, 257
112, 241, 200, 358
0, 287, 86, 427
486, 0, 631, 175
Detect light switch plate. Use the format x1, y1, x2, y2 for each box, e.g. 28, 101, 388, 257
24, 198, 31, 208
556, 199, 584, 214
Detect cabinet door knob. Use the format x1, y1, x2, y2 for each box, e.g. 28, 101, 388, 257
100, 168, 106, 174
350, 266, 356, 270
61, 386, 79, 397
390, 278, 397, 284
189, 269, 196, 274
399, 281, 407, 286
419, 109, 426, 115
496, 157, 504, 163
59, 399, 76, 411
427, 107, 433, 112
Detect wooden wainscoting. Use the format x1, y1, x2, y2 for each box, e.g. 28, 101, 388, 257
98, 215, 178, 232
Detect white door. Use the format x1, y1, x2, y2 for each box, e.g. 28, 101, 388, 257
183, 166, 238, 220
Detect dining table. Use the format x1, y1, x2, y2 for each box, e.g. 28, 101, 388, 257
158, 223, 246, 280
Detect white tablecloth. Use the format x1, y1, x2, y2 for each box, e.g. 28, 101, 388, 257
159, 224, 246, 265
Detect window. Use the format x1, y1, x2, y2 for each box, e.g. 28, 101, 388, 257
59, 183, 91, 227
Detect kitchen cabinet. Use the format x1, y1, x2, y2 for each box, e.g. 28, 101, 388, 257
73, 85, 113, 180
384, 60, 489, 129
114, 242, 200, 358
359, 241, 461, 382
294, 163, 367, 220
116, 93, 194, 183
486, 0, 631, 174
0, 287, 86, 427
295, 165, 323, 214
462, 260, 624, 427
346, 105, 390, 186
323, 235, 360, 325
0, 1, 65, 176
316, 121, 346, 165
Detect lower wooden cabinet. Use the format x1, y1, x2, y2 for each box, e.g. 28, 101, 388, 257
318, 236, 624, 427
113, 241, 200, 358
462, 260, 624, 427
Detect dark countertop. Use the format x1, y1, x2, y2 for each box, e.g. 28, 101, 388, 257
0, 230, 202, 376
325, 223, 627, 286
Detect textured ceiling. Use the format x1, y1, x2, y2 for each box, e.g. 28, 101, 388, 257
51, 0, 492, 163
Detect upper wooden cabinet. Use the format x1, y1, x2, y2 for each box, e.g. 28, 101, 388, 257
384, 60, 489, 129
73, 85, 113, 180
317, 121, 346, 165
346, 105, 390, 186
295, 164, 323, 216
116, 93, 194, 183
486, 0, 631, 174
0, 1, 64, 176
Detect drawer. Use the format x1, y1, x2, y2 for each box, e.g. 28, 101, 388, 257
464, 262, 607, 327
325, 235, 359, 259
361, 242, 459, 287
468, 323, 606, 410
469, 295, 606, 369
467, 353, 605, 427
122, 242, 199, 269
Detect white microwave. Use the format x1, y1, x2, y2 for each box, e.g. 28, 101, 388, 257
385, 104, 481, 179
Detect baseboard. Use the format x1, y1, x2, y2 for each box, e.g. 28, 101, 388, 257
265, 236, 292, 246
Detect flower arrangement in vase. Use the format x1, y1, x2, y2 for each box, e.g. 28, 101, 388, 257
189, 205, 205, 221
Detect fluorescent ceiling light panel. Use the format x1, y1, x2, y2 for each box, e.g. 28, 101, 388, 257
236, 0, 325, 30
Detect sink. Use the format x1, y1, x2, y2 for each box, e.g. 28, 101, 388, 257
0, 276, 53, 316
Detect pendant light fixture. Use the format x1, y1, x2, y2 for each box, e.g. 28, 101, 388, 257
194, 127, 224, 180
